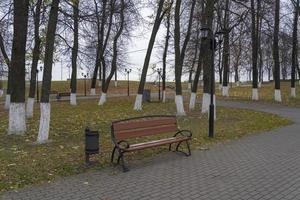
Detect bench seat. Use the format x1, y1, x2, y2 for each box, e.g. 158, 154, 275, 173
123, 136, 190, 152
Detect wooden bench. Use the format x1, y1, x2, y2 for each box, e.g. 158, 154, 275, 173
111, 115, 192, 172
166, 84, 175, 89
56, 92, 71, 100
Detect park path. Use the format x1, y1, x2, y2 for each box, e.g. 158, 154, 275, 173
3, 101, 300, 200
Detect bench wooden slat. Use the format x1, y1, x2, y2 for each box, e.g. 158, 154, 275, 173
113, 117, 177, 131
114, 124, 178, 140
125, 136, 189, 151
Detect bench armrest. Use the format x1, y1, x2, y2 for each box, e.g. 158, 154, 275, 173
117, 140, 130, 150
174, 130, 192, 138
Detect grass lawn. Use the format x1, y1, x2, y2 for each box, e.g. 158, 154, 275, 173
1, 80, 300, 107
0, 79, 168, 102
0, 97, 291, 193
214, 81, 300, 107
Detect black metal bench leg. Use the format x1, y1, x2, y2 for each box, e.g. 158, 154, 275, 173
119, 152, 129, 172
175, 141, 191, 157
111, 146, 117, 163
169, 143, 172, 151
176, 141, 182, 151
186, 141, 191, 156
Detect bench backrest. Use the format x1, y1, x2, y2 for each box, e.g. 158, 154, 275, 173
111, 116, 178, 140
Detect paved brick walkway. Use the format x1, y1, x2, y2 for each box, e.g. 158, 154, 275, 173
3, 101, 300, 200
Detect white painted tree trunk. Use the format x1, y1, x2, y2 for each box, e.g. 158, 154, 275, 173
274, 89, 282, 102
5, 94, 10, 110
114, 81, 118, 87
162, 90, 166, 103
202, 93, 216, 119
236, 81, 240, 87
252, 88, 259, 101
189, 92, 197, 110
26, 98, 35, 118
134, 94, 143, 111
175, 95, 186, 116
258, 82, 262, 88
188, 83, 191, 90
291, 88, 296, 98
8, 103, 26, 135
0, 89, 3, 97
37, 103, 51, 143
201, 93, 210, 113
219, 84, 222, 91
222, 86, 229, 97
70, 93, 77, 105
90, 88, 96, 95
98, 93, 107, 105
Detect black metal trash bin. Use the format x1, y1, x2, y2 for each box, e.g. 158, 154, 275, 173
143, 89, 151, 102
85, 127, 99, 164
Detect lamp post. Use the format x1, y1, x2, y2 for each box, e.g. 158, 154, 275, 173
125, 68, 131, 96
200, 27, 224, 138
157, 68, 162, 100
82, 72, 89, 96
36, 66, 43, 103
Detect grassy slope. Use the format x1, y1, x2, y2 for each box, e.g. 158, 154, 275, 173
0, 97, 291, 192
216, 82, 300, 106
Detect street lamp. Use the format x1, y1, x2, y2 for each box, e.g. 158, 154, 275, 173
157, 68, 162, 100
200, 26, 224, 138
82, 72, 89, 96
36, 66, 43, 103
125, 68, 132, 96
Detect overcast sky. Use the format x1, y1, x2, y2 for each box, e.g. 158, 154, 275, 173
51, 6, 166, 82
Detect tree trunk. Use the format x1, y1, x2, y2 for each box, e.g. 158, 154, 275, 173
27, 0, 43, 118
222, 0, 230, 97
234, 28, 243, 84
291, 0, 299, 97
258, 13, 263, 87
90, 54, 99, 95
8, 0, 30, 135
134, 0, 166, 110
273, 0, 281, 102
70, 0, 79, 105
251, 0, 259, 100
114, 70, 117, 87
0, 32, 11, 109
201, 0, 214, 113
189, 38, 203, 110
162, 14, 171, 103
188, 28, 200, 90
91, 0, 107, 93
37, 0, 60, 143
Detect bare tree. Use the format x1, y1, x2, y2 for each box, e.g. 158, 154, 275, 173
134, 0, 168, 110
99, 0, 125, 105
174, 0, 196, 115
